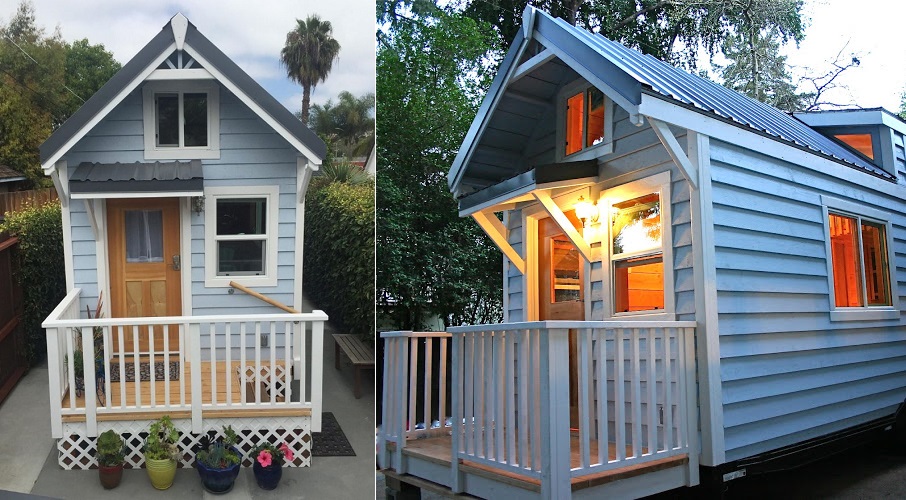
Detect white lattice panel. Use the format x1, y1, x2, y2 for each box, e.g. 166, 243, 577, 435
237, 365, 288, 400
58, 417, 311, 470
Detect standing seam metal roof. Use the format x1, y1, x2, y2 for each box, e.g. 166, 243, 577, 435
543, 12, 892, 180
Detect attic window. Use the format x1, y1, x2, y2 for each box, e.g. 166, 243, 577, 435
558, 80, 613, 161
834, 133, 874, 159
142, 81, 220, 160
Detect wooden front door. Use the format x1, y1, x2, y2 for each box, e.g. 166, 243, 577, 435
107, 198, 181, 353
538, 212, 584, 427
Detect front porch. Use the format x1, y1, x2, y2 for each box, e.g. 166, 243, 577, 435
43, 287, 328, 470
378, 322, 700, 499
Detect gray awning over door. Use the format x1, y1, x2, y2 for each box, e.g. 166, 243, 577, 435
69, 160, 203, 198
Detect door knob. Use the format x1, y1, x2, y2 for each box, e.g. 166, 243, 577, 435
172, 254, 181, 271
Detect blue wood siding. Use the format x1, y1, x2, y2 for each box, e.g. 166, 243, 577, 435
505, 211, 524, 322
709, 140, 906, 461
63, 84, 299, 319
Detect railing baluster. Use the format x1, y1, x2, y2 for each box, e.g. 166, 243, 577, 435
408, 337, 418, 438
132, 325, 140, 408
269, 321, 276, 405
450, 333, 462, 493
483, 330, 492, 459
284, 321, 292, 403
518, 329, 529, 469
664, 326, 674, 451
225, 322, 232, 405
254, 322, 262, 404
240, 322, 247, 406
614, 328, 624, 461
65, 328, 75, 410
210, 323, 217, 406
81, 326, 97, 436
531, 328, 541, 472
464, 333, 473, 456
647, 328, 657, 454
505, 329, 516, 466
298, 321, 306, 403
578, 328, 591, 469
103, 326, 111, 411
149, 325, 156, 408
494, 330, 504, 462
163, 325, 170, 409
631, 328, 642, 458
438, 337, 447, 432
595, 327, 608, 465
476, 331, 485, 458
179, 324, 186, 408
117, 326, 126, 408
423, 338, 433, 435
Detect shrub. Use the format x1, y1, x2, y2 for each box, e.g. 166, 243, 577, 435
303, 180, 375, 344
0, 201, 65, 364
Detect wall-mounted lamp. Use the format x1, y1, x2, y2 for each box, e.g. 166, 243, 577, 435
192, 196, 205, 215
574, 195, 600, 227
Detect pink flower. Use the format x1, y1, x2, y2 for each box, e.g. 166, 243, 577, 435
257, 450, 272, 467
279, 443, 294, 461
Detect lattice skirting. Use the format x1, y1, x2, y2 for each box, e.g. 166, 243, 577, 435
57, 417, 311, 470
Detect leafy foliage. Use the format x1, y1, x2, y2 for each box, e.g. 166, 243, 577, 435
377, 10, 503, 330
303, 180, 375, 342
196, 426, 240, 470
719, 29, 803, 112
280, 15, 342, 123
97, 430, 125, 467
308, 91, 375, 158
0, 201, 65, 364
314, 161, 371, 188
144, 415, 180, 461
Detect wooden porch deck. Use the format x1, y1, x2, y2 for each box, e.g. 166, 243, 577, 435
392, 435, 688, 493
60, 359, 306, 421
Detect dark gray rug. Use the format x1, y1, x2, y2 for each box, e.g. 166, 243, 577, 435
312, 412, 355, 456
108, 360, 180, 382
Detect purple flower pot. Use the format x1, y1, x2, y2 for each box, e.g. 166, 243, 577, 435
252, 461, 282, 490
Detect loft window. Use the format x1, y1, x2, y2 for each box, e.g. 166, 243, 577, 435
204, 186, 279, 287
143, 82, 220, 160
833, 133, 874, 160
822, 196, 898, 321
559, 81, 612, 160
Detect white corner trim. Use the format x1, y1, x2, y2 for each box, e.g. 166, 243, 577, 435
41, 42, 177, 173
171, 14, 189, 50
60, 163, 74, 291
297, 157, 317, 203
203, 185, 280, 288
294, 161, 306, 312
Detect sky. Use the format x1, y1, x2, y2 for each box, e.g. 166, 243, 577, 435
1, 0, 375, 115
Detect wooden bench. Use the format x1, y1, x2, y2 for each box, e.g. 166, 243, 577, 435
332, 334, 374, 399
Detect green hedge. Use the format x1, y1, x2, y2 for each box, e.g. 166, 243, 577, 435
303, 181, 375, 343
1, 201, 65, 364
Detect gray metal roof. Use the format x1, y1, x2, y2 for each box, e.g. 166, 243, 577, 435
40, 15, 326, 165
69, 161, 203, 194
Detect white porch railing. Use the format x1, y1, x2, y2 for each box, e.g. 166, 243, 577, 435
43, 288, 328, 438
380, 321, 698, 498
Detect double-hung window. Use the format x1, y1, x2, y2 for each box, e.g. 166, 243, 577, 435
822, 196, 898, 320
603, 171, 673, 317
558, 80, 613, 161
143, 81, 220, 159
204, 186, 279, 287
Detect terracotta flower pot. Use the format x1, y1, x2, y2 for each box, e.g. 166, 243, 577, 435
98, 463, 123, 489
252, 461, 282, 490
145, 456, 177, 490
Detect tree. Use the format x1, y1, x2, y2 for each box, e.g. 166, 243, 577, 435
719, 29, 803, 111
62, 38, 121, 118
280, 15, 341, 124
308, 91, 375, 158
377, 10, 503, 329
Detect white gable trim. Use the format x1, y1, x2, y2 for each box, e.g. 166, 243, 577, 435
41, 42, 177, 173
182, 45, 322, 166
171, 14, 188, 50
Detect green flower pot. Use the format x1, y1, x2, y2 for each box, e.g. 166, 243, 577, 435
145, 456, 177, 490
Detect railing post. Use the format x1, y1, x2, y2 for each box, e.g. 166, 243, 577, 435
189, 323, 202, 434
540, 328, 572, 499
450, 332, 462, 493
682, 327, 700, 486
81, 326, 97, 437
379, 335, 393, 469
393, 332, 410, 473
311, 314, 325, 432
46, 326, 63, 438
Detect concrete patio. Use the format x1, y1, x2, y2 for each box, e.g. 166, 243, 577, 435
0, 299, 375, 500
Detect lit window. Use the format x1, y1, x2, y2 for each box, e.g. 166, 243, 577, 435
834, 133, 874, 159
143, 82, 220, 160
204, 186, 278, 287
828, 212, 890, 307
561, 83, 610, 158
611, 191, 665, 314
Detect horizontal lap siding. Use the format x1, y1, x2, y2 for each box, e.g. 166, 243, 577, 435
505, 211, 524, 322
710, 140, 906, 461
63, 86, 299, 319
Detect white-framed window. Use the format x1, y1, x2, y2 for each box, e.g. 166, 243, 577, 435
204, 185, 279, 287
556, 79, 614, 161
602, 171, 674, 318
821, 195, 898, 321
142, 81, 220, 160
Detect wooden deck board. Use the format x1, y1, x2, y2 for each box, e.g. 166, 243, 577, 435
60, 360, 294, 421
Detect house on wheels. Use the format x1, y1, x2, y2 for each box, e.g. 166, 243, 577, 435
40, 14, 328, 470
378, 6, 906, 499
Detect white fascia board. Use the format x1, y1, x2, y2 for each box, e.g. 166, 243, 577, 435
41, 42, 177, 174
71, 191, 203, 199
639, 94, 906, 198
182, 45, 322, 166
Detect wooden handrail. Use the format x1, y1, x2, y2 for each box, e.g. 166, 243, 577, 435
229, 281, 299, 314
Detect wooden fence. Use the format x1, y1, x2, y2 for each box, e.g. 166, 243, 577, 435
0, 232, 26, 404
0, 188, 58, 218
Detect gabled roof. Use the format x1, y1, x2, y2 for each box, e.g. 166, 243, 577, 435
0, 164, 26, 183
40, 14, 325, 172
448, 7, 892, 195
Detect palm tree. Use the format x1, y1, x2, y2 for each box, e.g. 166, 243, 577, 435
280, 15, 341, 124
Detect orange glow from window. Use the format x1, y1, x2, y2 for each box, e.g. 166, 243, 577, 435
586, 88, 605, 147
829, 213, 863, 307
614, 256, 664, 313
834, 133, 874, 159
565, 92, 584, 155
861, 221, 890, 306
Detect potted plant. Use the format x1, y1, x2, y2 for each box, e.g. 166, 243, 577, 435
251, 441, 294, 490
143, 415, 180, 490
195, 425, 242, 494
96, 429, 125, 489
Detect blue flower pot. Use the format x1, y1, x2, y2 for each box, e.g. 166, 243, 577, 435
195, 446, 242, 494
252, 461, 282, 490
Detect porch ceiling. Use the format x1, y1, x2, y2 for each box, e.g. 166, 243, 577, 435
69, 160, 203, 198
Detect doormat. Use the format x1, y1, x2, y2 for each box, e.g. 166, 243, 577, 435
312, 412, 356, 456
108, 361, 180, 382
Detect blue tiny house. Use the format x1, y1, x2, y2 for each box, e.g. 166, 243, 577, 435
378, 7, 906, 499
40, 14, 329, 470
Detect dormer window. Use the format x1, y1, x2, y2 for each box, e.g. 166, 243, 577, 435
558, 80, 613, 160
833, 133, 874, 160
143, 81, 220, 160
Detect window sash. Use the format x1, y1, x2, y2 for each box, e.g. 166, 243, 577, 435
609, 189, 666, 315
214, 197, 268, 277
154, 91, 209, 149
828, 211, 892, 308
